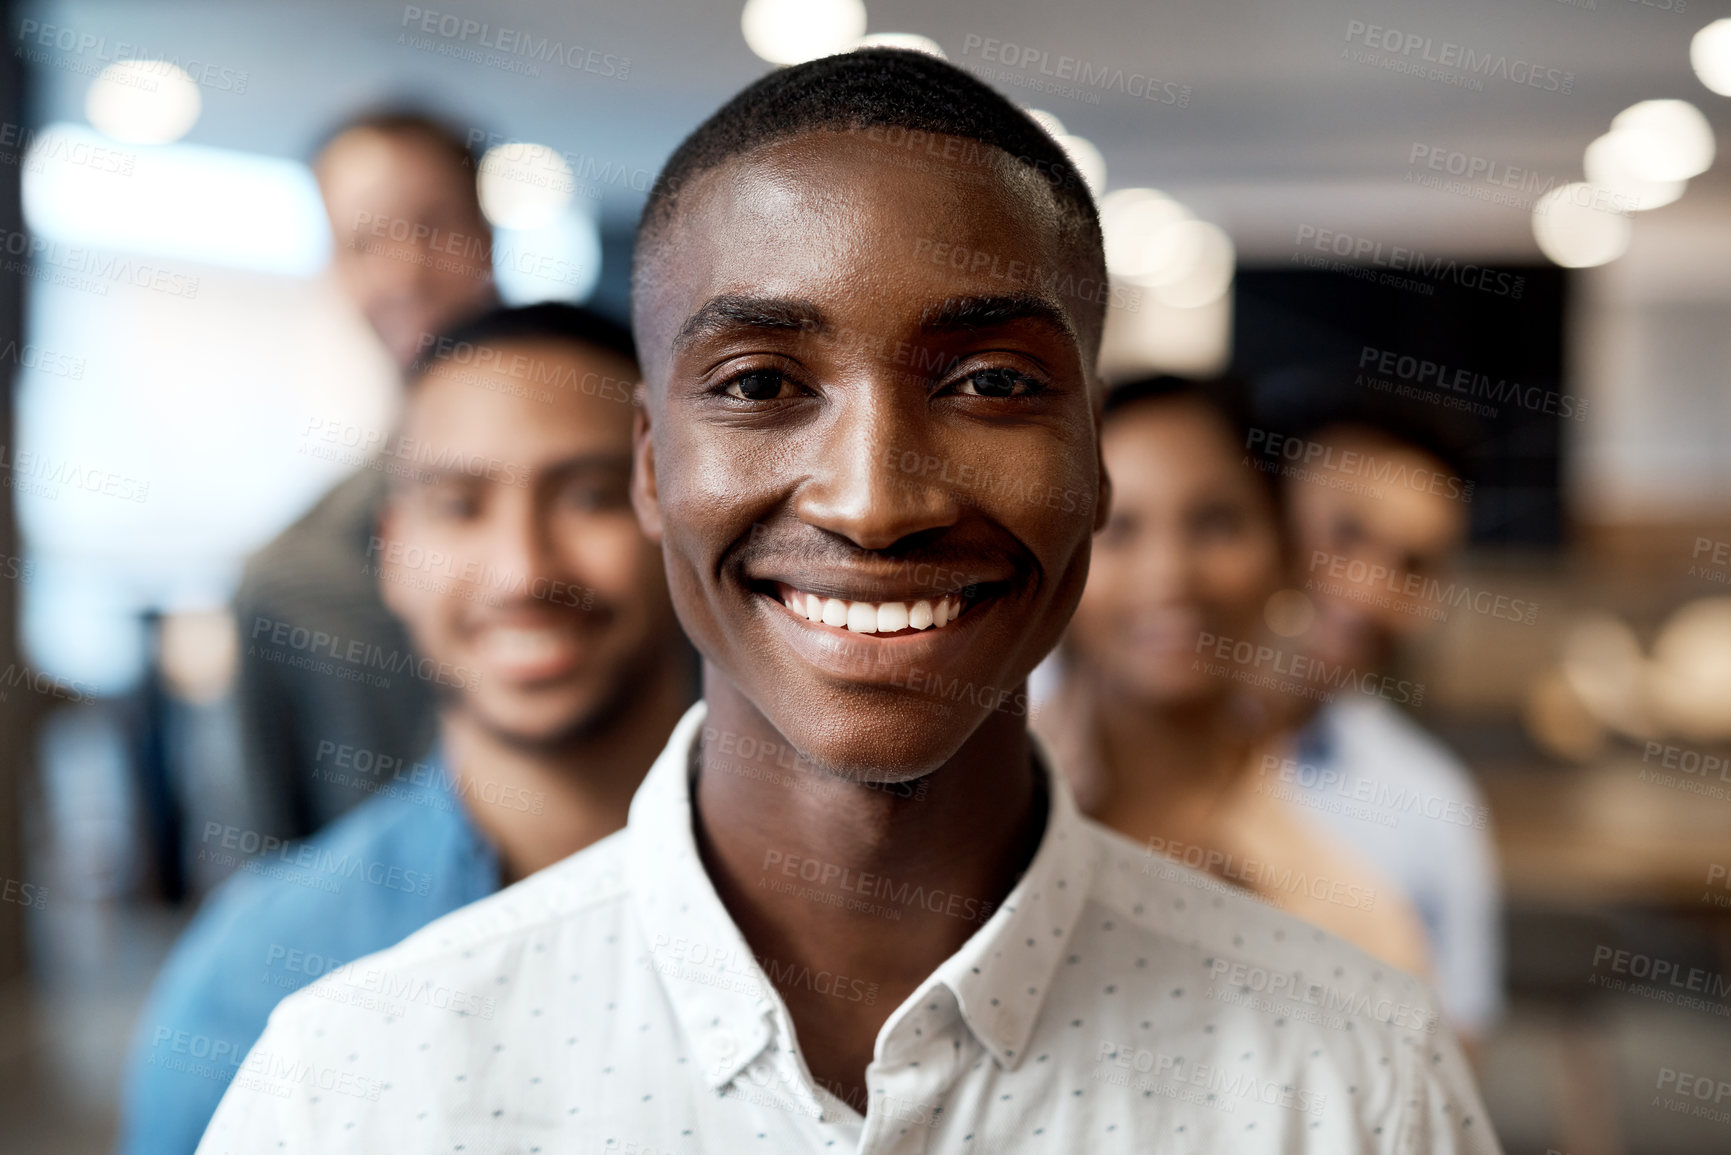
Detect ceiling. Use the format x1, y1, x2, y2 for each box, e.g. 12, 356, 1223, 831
23, 0, 1731, 258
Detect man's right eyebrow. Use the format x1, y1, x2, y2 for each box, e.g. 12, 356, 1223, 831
671, 295, 829, 352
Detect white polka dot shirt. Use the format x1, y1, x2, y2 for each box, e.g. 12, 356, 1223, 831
196, 703, 1500, 1154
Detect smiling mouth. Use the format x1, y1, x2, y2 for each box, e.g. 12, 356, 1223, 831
766, 581, 981, 637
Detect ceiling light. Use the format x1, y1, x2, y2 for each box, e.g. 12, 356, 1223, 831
1532, 182, 1633, 268
86, 61, 201, 144
742, 0, 867, 65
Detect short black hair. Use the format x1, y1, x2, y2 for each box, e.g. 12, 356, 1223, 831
409, 303, 637, 384
1253, 365, 1476, 484
633, 48, 1105, 343
1104, 375, 1281, 508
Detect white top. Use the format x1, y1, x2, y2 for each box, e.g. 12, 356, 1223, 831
1284, 698, 1503, 1032
197, 702, 1500, 1154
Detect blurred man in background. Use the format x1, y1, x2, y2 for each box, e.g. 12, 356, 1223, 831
232, 111, 499, 843
1269, 410, 1504, 1041
119, 304, 693, 1154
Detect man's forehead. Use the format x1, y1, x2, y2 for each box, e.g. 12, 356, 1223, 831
639, 132, 1083, 371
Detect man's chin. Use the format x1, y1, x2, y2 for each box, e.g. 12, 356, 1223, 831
756, 698, 989, 786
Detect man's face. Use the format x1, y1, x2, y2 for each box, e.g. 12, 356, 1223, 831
379, 338, 679, 745
317, 129, 496, 367
1069, 400, 1283, 705
633, 130, 1106, 781
1286, 429, 1467, 672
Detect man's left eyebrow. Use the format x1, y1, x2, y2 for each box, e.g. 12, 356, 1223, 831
919, 293, 1076, 342
672, 295, 829, 352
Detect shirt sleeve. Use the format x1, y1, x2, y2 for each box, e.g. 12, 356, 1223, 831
1393, 1021, 1504, 1155
1428, 794, 1504, 1035
194, 1000, 322, 1154
117, 921, 265, 1155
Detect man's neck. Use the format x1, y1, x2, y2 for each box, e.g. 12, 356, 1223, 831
444, 654, 692, 885
692, 668, 1046, 1115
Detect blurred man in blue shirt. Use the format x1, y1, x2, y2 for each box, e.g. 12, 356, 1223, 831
117, 303, 694, 1153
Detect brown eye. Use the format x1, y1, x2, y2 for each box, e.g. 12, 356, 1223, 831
956, 368, 1040, 398
724, 370, 792, 401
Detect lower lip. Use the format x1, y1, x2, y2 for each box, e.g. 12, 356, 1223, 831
757, 590, 991, 685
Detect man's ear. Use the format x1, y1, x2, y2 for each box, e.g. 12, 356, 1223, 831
630, 382, 664, 544
1090, 380, 1112, 534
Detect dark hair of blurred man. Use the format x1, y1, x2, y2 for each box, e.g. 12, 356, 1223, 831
119, 304, 692, 1154
231, 110, 500, 849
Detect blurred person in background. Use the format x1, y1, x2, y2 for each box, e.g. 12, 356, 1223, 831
1267, 407, 1503, 1042
232, 110, 500, 843
1036, 377, 1431, 975
118, 304, 693, 1154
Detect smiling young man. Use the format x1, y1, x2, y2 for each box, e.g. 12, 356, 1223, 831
197, 51, 1499, 1153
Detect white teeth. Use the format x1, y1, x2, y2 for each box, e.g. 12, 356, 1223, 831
779, 587, 975, 634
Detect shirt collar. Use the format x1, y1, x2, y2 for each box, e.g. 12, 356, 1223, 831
624, 703, 1097, 1087
926, 729, 1096, 1071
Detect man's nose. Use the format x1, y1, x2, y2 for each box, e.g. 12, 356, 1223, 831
793, 386, 960, 551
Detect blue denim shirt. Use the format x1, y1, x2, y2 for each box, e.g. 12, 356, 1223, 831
118, 760, 499, 1154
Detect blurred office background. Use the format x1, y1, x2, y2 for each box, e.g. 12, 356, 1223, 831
1, 0, 1730, 1151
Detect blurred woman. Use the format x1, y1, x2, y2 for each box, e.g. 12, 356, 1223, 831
1037, 377, 1430, 976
